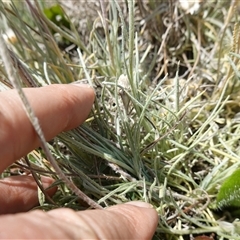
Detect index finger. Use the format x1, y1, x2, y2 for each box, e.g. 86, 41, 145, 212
0, 84, 95, 172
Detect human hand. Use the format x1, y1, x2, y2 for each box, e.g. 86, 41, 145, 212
0, 84, 158, 239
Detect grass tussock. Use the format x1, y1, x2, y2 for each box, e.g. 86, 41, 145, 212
1, 0, 240, 239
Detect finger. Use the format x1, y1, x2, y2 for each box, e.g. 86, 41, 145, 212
0, 84, 95, 172
0, 175, 57, 214
0, 202, 158, 239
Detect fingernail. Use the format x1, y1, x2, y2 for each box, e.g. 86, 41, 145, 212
70, 81, 95, 93
125, 201, 154, 209
40, 176, 55, 189
70, 80, 90, 86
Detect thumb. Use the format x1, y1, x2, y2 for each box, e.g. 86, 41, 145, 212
0, 202, 158, 239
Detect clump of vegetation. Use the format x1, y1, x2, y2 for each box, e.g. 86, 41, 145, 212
1, 0, 240, 239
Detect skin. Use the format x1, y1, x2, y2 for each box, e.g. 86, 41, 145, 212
0, 84, 158, 239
